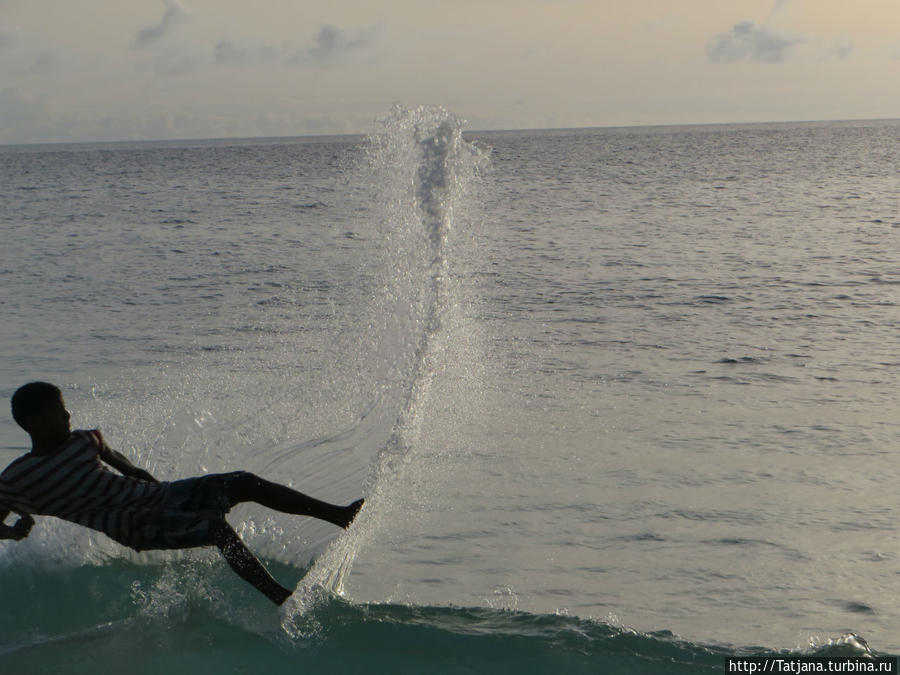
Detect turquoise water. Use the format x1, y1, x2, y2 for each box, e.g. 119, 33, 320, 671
2, 562, 879, 674
0, 562, 724, 674
3, 110, 900, 670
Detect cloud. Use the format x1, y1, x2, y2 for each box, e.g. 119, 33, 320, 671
132, 1, 199, 76
827, 42, 853, 60
134, 0, 189, 49
0, 24, 21, 50
215, 23, 384, 70
707, 21, 803, 64
0, 87, 53, 143
766, 0, 790, 21
21, 49, 64, 75
146, 50, 199, 76
214, 40, 279, 68
131, 15, 382, 76
0, 25, 66, 76
289, 23, 384, 67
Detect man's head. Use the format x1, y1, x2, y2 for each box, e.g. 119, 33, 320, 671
11, 382, 68, 435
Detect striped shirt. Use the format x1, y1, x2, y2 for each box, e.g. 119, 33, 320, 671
0, 430, 168, 550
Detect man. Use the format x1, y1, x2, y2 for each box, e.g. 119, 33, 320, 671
0, 381, 364, 605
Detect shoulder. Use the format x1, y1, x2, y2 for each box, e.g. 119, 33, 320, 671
1, 453, 32, 480
0, 450, 46, 486
70, 429, 105, 450
2, 432, 92, 477
46, 430, 102, 463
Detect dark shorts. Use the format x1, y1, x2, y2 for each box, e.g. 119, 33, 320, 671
131, 471, 246, 551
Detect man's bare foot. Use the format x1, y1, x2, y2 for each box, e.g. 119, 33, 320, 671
339, 498, 365, 528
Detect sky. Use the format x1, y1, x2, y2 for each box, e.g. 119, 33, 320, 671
1, 0, 899, 143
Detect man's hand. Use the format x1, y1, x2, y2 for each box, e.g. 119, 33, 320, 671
91, 429, 158, 483
0, 514, 34, 541
99, 446, 159, 484
13, 514, 34, 538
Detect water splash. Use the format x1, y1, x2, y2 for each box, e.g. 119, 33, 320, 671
282, 105, 488, 629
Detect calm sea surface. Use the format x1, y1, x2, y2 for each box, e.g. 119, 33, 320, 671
2, 110, 899, 671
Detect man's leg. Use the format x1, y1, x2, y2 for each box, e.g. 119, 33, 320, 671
226, 472, 364, 528
208, 519, 292, 606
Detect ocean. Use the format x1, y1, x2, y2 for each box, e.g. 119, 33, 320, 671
1, 107, 899, 672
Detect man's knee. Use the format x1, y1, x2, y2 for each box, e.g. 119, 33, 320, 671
224, 471, 261, 505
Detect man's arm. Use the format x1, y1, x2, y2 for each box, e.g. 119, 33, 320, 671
99, 446, 159, 484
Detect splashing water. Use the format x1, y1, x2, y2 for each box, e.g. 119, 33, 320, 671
282, 105, 489, 629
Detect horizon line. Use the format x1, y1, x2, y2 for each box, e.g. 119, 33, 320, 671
2, 115, 898, 149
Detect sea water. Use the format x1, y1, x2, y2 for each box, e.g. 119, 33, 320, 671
1, 109, 899, 672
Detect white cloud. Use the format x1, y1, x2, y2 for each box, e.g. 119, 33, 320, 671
131, 0, 200, 76
134, 0, 189, 49
0, 24, 66, 76
707, 21, 804, 64
0, 24, 21, 50
132, 14, 383, 76
23, 50, 63, 75
214, 23, 385, 70
289, 23, 384, 67
766, 0, 790, 21
145, 49, 199, 76
0, 88, 53, 143
826, 42, 853, 60
214, 40, 279, 68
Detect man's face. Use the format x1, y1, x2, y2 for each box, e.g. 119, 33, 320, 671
37, 396, 71, 438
